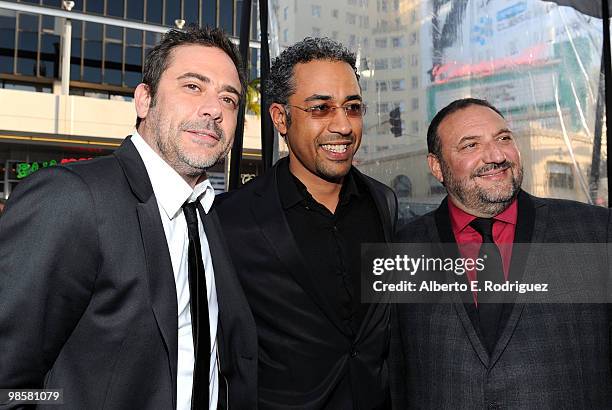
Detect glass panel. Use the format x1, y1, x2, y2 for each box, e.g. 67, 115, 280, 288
70, 63, 81, 80
125, 45, 141, 66
0, 11, 16, 73
236, 0, 243, 34
83, 39, 102, 82
70, 38, 81, 79
124, 70, 141, 87
71, 20, 82, 38
202, 0, 217, 27
19, 14, 38, 32
104, 68, 122, 85
165, 0, 181, 27
269, 0, 609, 220
126, 29, 142, 46
86, 0, 104, 14
126, 0, 144, 20
85, 22, 102, 40
107, 0, 125, 17
219, 0, 233, 34
146, 0, 162, 24
104, 41, 122, 85
145, 31, 161, 46
184, 0, 199, 24
42, 0, 61, 7
41, 15, 55, 30
105, 25, 123, 41
40, 33, 60, 78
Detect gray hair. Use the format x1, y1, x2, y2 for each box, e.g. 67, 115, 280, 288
266, 37, 359, 107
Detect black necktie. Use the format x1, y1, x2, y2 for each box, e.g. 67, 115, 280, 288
470, 217, 504, 354
182, 201, 210, 410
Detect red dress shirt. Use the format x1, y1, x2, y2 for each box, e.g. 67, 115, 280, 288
448, 198, 518, 284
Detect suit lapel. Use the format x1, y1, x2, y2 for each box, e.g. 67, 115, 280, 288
352, 171, 395, 341
115, 137, 178, 407
434, 200, 491, 367
356, 169, 394, 242
199, 206, 256, 365
251, 162, 350, 335
489, 191, 542, 367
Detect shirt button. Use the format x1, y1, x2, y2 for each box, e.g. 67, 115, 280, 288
350, 348, 359, 358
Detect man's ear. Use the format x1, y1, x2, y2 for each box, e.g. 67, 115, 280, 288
134, 83, 152, 121
427, 153, 444, 184
269, 103, 288, 135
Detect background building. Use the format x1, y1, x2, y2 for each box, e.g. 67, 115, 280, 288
0, 0, 262, 198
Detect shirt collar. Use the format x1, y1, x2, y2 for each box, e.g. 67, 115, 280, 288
278, 158, 361, 209
448, 196, 518, 234
130, 132, 215, 219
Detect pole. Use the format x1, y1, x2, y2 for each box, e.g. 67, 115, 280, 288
60, 17, 71, 95
228, 0, 252, 191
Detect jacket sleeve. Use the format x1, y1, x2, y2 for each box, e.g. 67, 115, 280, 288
0, 167, 99, 398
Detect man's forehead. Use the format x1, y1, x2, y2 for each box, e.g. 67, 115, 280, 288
165, 45, 240, 87
291, 60, 360, 100
440, 106, 507, 137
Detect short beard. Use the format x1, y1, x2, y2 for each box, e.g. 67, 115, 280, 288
145, 107, 229, 177
441, 159, 523, 216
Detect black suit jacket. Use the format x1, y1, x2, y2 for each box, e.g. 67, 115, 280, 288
0, 138, 257, 409
216, 158, 398, 409
390, 191, 612, 409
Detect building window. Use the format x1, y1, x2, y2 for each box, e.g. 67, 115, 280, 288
409, 32, 418, 45
390, 57, 403, 69
376, 81, 388, 92
392, 175, 412, 198
374, 58, 388, 70
411, 120, 419, 134
332, 31, 339, 40
283, 29, 288, 43
332, 9, 339, 18
375, 38, 387, 48
283, 6, 289, 20
547, 162, 574, 189
392, 36, 403, 48
346, 13, 356, 24
312, 27, 321, 37
429, 174, 445, 195
312, 5, 321, 17
377, 102, 389, 114
411, 97, 419, 110
411, 75, 418, 89
410, 54, 418, 66
391, 79, 405, 91
359, 16, 369, 28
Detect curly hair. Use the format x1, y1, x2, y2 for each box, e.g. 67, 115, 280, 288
136, 25, 245, 129
266, 37, 359, 108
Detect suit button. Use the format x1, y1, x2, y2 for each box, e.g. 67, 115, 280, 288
350, 348, 359, 358
488, 402, 499, 410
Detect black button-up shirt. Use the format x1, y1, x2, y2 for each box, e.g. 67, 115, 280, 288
278, 160, 385, 335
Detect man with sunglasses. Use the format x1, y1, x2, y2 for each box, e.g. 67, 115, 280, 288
216, 38, 398, 409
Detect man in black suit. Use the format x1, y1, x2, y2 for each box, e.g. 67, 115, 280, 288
216, 38, 397, 409
0, 27, 256, 409
391, 98, 612, 408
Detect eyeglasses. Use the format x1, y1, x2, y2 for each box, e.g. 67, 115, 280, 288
285, 102, 367, 119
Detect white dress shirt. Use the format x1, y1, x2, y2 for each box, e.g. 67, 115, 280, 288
131, 132, 219, 410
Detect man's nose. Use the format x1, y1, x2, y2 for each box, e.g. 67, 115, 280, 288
482, 141, 506, 163
327, 107, 354, 136
197, 93, 223, 121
